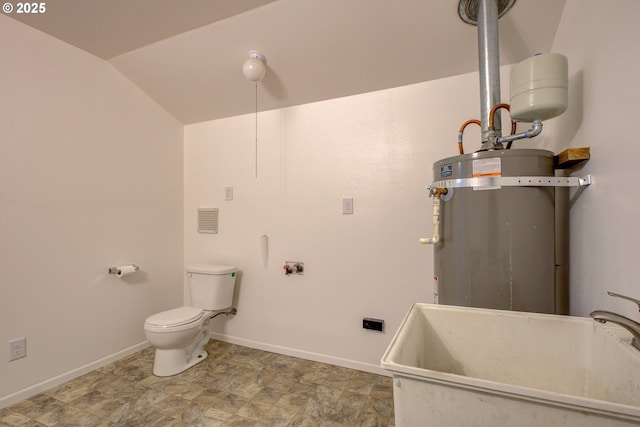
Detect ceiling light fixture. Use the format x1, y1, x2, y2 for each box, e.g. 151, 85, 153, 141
242, 50, 267, 82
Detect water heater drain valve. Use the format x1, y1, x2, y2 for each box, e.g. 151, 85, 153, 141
420, 188, 448, 245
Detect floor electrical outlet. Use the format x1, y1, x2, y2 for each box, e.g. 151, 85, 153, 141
8, 337, 26, 361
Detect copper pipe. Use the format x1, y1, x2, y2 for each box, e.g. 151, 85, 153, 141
489, 103, 518, 148
457, 119, 481, 154
488, 103, 511, 130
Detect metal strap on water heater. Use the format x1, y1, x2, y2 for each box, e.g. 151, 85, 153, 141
430, 174, 591, 190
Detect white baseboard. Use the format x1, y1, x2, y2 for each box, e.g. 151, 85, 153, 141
1, 336, 389, 410
0, 341, 150, 410
210, 332, 390, 377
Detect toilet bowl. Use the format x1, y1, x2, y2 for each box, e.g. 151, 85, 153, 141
144, 265, 237, 376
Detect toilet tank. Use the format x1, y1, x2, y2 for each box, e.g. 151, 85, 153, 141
186, 265, 237, 310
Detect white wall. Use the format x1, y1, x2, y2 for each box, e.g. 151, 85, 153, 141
549, 0, 640, 318
184, 70, 521, 373
0, 15, 184, 405
185, 0, 640, 372
3, 0, 635, 405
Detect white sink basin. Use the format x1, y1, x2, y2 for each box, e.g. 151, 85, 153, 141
382, 303, 640, 426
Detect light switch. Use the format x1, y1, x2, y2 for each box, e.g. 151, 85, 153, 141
342, 197, 354, 214
225, 186, 233, 201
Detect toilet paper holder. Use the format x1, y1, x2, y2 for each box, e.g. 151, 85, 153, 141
108, 265, 140, 275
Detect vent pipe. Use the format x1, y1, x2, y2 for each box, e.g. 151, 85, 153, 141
459, 0, 516, 150
477, 0, 502, 149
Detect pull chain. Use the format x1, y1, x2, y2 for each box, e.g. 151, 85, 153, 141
255, 81, 258, 179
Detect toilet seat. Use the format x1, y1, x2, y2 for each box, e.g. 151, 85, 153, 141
144, 306, 204, 333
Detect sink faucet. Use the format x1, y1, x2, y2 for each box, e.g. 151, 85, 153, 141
590, 291, 640, 351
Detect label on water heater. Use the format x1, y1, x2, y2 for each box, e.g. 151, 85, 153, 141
472, 158, 501, 190
440, 163, 453, 178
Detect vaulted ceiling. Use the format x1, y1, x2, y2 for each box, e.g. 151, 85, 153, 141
8, 0, 566, 124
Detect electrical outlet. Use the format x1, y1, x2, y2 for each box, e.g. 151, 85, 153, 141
363, 318, 384, 332
8, 337, 26, 361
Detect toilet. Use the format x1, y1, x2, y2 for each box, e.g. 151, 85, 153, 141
144, 264, 237, 376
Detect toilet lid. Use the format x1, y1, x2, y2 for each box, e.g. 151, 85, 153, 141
146, 306, 204, 327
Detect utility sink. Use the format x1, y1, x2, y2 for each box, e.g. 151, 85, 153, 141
382, 303, 640, 426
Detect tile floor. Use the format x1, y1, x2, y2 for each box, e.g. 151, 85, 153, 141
0, 340, 395, 426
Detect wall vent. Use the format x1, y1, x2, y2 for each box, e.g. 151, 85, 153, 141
197, 208, 218, 234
